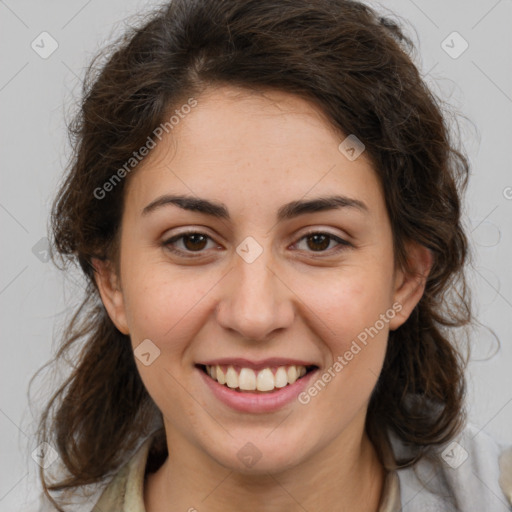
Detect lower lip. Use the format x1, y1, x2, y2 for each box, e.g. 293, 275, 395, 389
198, 367, 319, 413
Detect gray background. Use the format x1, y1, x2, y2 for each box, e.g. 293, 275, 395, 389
1, 0, 511, 510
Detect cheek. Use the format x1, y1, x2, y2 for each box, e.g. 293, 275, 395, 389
296, 272, 393, 417
299, 266, 395, 343
120, 252, 226, 366
120, 265, 219, 409
294, 262, 395, 405
123, 268, 208, 341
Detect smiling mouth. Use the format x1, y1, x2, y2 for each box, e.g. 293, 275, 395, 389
198, 364, 318, 393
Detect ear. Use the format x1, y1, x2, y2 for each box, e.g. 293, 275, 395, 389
389, 242, 433, 331
92, 258, 130, 335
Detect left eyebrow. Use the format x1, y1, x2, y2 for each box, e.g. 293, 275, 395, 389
141, 194, 368, 220
276, 195, 368, 221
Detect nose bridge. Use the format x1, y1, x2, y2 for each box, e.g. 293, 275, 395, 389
216, 238, 293, 340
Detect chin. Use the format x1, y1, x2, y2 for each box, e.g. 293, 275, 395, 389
202, 429, 314, 475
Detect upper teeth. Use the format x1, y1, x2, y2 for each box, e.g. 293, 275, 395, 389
206, 364, 308, 392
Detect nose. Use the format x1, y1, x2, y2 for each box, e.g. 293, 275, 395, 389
215, 245, 295, 341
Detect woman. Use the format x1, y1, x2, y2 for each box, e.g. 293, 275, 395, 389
35, 0, 512, 510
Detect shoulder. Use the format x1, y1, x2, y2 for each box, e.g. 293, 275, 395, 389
92, 434, 157, 512
26, 434, 162, 512
390, 423, 512, 511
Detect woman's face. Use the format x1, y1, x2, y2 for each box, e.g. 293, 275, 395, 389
96, 85, 428, 473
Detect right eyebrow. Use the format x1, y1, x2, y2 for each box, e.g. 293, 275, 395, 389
142, 195, 229, 219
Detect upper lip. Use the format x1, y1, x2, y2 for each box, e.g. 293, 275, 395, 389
196, 357, 319, 371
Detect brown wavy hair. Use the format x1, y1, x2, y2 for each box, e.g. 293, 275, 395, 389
33, 0, 471, 508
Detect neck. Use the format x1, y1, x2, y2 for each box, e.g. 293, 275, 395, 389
144, 426, 385, 512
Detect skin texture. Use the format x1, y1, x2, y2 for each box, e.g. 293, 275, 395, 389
94, 85, 432, 512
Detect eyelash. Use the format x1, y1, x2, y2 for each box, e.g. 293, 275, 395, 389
162, 230, 352, 257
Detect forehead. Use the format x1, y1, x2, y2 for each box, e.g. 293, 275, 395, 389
124, 85, 384, 219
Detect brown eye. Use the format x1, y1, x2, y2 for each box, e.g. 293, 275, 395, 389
182, 233, 208, 251
163, 232, 217, 255
294, 232, 351, 254
306, 233, 331, 251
